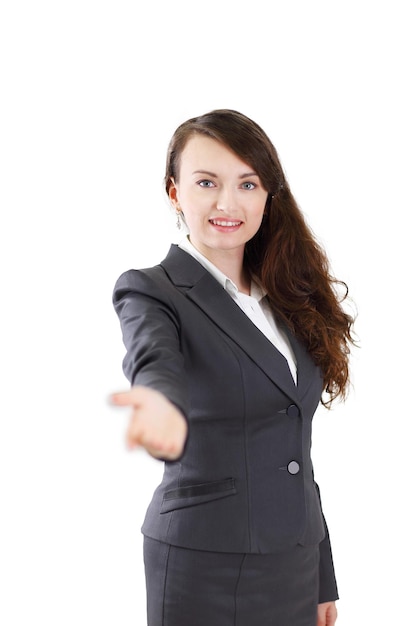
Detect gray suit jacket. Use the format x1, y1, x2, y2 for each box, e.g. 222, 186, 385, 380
113, 244, 338, 602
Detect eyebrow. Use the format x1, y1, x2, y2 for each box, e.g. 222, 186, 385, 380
192, 169, 259, 179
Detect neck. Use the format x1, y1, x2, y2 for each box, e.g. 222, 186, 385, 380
190, 239, 250, 294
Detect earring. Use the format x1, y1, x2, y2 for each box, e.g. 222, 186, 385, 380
176, 208, 182, 230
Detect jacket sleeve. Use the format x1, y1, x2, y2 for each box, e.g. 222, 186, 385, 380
112, 269, 190, 421
315, 483, 339, 603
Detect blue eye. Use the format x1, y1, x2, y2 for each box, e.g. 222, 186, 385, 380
198, 180, 215, 187
242, 182, 256, 190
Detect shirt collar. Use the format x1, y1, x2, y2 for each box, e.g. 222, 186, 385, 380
178, 236, 266, 302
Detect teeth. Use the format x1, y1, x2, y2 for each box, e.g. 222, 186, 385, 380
211, 219, 241, 226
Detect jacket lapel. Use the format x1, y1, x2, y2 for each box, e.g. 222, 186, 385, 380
282, 323, 322, 400
161, 245, 300, 405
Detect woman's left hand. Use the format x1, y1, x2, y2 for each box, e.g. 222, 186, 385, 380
317, 601, 337, 626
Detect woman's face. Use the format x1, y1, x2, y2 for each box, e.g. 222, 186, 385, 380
169, 134, 268, 263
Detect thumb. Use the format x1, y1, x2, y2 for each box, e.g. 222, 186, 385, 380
109, 388, 143, 407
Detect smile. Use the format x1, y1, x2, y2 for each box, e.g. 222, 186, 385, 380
209, 219, 243, 227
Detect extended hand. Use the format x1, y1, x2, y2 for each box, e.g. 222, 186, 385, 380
110, 386, 188, 460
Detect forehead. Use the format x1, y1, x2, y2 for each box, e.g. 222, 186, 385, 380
179, 134, 254, 173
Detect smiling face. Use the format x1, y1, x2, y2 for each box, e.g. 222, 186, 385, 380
168, 134, 268, 266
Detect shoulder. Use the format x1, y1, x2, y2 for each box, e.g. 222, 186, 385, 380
113, 244, 207, 299
112, 265, 172, 305
113, 245, 186, 292
114, 265, 167, 289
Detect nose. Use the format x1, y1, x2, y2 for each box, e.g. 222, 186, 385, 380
216, 186, 235, 212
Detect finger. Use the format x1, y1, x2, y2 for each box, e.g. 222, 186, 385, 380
126, 432, 182, 460
109, 390, 142, 407
126, 430, 168, 456
127, 420, 176, 457
126, 413, 145, 445
126, 432, 143, 450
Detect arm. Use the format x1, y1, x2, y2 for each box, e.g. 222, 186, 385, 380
111, 269, 189, 459
315, 483, 339, 623
316, 522, 338, 624
314, 484, 338, 604
318, 511, 339, 603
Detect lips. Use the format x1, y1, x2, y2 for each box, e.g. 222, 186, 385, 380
209, 219, 243, 227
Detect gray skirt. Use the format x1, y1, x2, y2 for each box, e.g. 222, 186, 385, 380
143, 536, 320, 626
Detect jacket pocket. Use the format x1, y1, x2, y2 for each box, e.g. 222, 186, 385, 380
160, 478, 237, 514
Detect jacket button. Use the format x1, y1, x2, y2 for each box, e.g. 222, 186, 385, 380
286, 404, 300, 417
287, 461, 300, 475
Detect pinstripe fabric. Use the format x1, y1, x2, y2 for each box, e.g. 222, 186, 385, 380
144, 537, 320, 626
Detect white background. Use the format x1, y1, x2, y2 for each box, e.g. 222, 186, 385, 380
1, 1, 416, 624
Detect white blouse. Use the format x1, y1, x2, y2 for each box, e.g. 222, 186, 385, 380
178, 237, 297, 384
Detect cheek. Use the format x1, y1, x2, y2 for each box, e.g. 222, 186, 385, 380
247, 208, 267, 235
183, 191, 212, 216
181, 204, 205, 227
251, 203, 267, 224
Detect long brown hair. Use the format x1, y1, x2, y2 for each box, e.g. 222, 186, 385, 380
165, 109, 356, 406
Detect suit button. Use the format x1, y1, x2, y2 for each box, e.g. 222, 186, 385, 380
287, 461, 300, 475
286, 404, 300, 417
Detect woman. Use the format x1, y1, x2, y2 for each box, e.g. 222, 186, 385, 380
111, 109, 355, 626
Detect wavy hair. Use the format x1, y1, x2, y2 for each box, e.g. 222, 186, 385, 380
165, 109, 357, 406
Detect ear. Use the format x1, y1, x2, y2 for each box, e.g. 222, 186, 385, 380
168, 177, 179, 208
